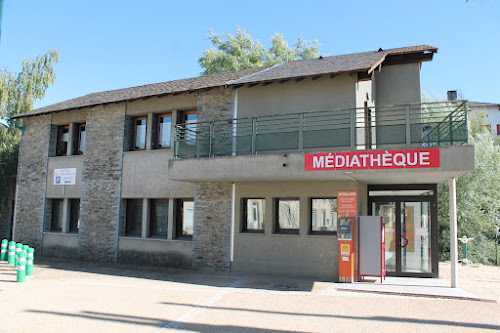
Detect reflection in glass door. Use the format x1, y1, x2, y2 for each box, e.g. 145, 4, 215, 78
401, 201, 431, 273
373, 202, 396, 273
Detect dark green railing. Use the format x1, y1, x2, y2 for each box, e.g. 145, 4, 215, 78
174, 101, 468, 159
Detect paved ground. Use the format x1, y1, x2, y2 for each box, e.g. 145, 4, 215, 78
1, 258, 499, 333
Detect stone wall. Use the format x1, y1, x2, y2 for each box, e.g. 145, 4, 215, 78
13, 115, 52, 249
197, 87, 235, 122
78, 103, 126, 262
192, 182, 232, 272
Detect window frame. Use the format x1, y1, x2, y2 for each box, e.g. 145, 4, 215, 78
73, 123, 86, 155
56, 125, 70, 156
175, 198, 194, 240
241, 198, 265, 233
68, 199, 80, 233
50, 198, 64, 232
150, 199, 169, 238
131, 116, 148, 151
125, 199, 143, 237
156, 113, 173, 149
310, 197, 338, 235
274, 197, 300, 235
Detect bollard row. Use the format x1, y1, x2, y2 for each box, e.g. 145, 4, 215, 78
1, 239, 35, 282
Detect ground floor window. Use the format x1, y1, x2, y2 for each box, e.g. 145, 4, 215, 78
126, 199, 143, 237
51, 199, 64, 232
175, 199, 194, 239
150, 199, 168, 237
311, 198, 337, 234
275, 198, 300, 234
242, 198, 265, 232
69, 199, 80, 233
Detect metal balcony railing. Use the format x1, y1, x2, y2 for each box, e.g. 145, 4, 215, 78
174, 101, 468, 159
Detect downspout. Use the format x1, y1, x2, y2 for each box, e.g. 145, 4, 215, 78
230, 89, 238, 262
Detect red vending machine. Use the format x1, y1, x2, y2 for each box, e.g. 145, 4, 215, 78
337, 191, 357, 283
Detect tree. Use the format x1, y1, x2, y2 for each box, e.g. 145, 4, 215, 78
198, 27, 320, 75
437, 110, 500, 264
0, 50, 58, 237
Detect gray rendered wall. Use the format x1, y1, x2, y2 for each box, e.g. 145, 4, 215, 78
78, 103, 126, 262
237, 74, 357, 118
232, 181, 367, 281
374, 63, 422, 146
13, 115, 52, 249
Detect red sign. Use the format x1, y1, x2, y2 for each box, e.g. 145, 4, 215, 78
305, 148, 440, 171
338, 191, 357, 216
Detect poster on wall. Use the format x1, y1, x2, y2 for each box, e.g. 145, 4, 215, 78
54, 168, 77, 185
338, 191, 357, 216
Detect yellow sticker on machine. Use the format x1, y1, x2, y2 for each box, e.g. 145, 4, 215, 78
341, 244, 350, 255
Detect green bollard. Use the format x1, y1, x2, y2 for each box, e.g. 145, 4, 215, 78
17, 251, 27, 282
26, 248, 34, 276
1, 239, 7, 261
7, 241, 16, 264
22, 244, 29, 255
15, 243, 23, 267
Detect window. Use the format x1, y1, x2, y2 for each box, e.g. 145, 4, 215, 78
69, 199, 80, 233
242, 198, 265, 232
150, 199, 168, 237
51, 199, 64, 232
132, 116, 147, 150
157, 114, 172, 148
275, 198, 300, 234
311, 198, 337, 234
177, 110, 197, 143
73, 123, 86, 155
175, 199, 194, 239
126, 199, 143, 236
56, 125, 70, 156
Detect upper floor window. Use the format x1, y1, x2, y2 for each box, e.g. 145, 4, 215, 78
132, 116, 147, 151
157, 114, 172, 148
56, 125, 70, 156
177, 110, 197, 143
73, 123, 86, 155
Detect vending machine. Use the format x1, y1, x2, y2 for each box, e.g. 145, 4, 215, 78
338, 216, 355, 282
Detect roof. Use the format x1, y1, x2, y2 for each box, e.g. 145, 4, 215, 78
14, 45, 437, 118
227, 45, 437, 85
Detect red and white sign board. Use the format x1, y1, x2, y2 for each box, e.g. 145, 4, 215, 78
338, 191, 357, 216
305, 148, 440, 171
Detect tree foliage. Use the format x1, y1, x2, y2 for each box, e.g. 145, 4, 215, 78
0, 50, 58, 210
438, 111, 500, 264
198, 27, 320, 75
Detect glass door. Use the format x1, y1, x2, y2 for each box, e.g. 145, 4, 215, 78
370, 193, 436, 277
400, 201, 432, 274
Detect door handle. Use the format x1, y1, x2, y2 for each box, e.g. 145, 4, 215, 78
401, 234, 409, 248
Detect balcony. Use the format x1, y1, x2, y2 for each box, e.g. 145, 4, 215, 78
174, 101, 468, 159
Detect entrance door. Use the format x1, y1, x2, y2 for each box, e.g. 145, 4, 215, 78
369, 186, 438, 277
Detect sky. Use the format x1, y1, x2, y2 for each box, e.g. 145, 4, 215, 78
0, 0, 498, 109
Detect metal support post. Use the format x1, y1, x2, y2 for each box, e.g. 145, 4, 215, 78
449, 177, 459, 288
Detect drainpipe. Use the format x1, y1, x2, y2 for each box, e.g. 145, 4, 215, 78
449, 177, 459, 288
230, 183, 236, 262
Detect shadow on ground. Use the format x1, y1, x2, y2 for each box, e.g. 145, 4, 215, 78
34, 256, 316, 292
26, 308, 500, 332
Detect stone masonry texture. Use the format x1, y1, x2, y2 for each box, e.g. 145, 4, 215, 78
192, 182, 233, 272
13, 115, 52, 249
78, 103, 126, 262
197, 87, 235, 122
192, 87, 235, 272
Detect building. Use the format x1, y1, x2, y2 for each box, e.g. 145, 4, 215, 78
468, 102, 500, 137
11, 45, 474, 281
